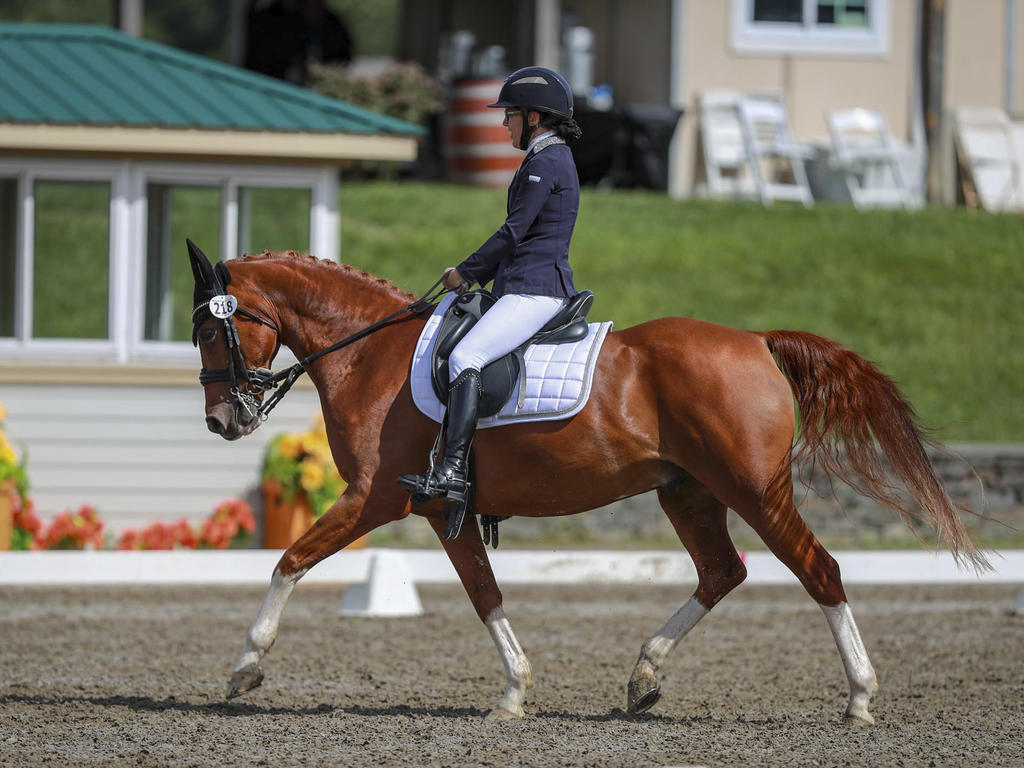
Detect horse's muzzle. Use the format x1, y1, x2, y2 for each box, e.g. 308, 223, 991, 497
206, 401, 258, 441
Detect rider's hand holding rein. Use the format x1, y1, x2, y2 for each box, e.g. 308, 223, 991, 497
443, 267, 469, 294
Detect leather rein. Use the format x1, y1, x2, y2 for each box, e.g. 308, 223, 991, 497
192, 276, 447, 422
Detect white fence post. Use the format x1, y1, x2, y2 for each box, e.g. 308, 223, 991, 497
338, 549, 423, 617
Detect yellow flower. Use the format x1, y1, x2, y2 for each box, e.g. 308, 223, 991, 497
299, 458, 325, 492
278, 434, 303, 461
300, 434, 323, 457
0, 432, 16, 466
0, 403, 6, 421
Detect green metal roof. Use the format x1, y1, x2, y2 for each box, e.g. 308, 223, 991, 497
0, 23, 423, 136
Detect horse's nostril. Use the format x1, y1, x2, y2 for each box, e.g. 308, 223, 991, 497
206, 415, 225, 434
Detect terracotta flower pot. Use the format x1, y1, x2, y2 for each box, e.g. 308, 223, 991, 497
0, 480, 13, 551
260, 479, 366, 549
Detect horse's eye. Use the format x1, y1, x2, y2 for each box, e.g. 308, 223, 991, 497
199, 327, 217, 343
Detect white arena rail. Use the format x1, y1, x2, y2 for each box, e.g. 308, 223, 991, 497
1, 548, 1022, 586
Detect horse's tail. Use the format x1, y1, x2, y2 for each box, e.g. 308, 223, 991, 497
761, 329, 988, 571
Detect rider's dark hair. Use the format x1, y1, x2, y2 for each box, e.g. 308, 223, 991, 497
539, 112, 583, 142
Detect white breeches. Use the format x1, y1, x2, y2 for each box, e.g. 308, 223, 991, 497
448, 293, 567, 381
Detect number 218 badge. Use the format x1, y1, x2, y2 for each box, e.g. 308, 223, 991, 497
209, 295, 237, 319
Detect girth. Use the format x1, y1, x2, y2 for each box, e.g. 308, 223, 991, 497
429, 289, 594, 418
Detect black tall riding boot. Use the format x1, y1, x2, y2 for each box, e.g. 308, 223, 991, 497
398, 368, 481, 514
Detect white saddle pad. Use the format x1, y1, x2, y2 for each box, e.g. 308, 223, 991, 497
411, 294, 612, 429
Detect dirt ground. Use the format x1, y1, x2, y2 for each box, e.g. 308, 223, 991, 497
0, 582, 1021, 768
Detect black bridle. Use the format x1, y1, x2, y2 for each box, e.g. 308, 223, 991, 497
192, 274, 447, 422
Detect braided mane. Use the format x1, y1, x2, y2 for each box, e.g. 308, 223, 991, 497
237, 250, 416, 302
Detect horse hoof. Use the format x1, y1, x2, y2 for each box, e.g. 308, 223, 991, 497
627, 670, 662, 714
844, 707, 875, 726
485, 706, 524, 722
226, 664, 264, 699
628, 685, 661, 715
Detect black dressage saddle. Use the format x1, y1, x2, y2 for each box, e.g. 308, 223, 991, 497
430, 289, 595, 418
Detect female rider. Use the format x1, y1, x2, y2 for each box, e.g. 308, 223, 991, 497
398, 66, 584, 514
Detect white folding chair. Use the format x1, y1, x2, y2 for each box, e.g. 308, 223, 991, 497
697, 89, 759, 201
827, 108, 913, 210
953, 107, 1023, 212
737, 96, 814, 207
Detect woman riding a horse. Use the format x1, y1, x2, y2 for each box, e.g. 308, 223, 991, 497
398, 66, 584, 508
187, 71, 987, 726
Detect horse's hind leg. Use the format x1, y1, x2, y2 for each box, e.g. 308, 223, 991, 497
426, 515, 533, 720
730, 467, 878, 725
628, 479, 747, 714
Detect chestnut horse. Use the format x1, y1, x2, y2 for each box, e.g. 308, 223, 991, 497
188, 243, 984, 725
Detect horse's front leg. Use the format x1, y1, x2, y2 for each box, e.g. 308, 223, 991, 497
228, 484, 396, 698
427, 515, 533, 719
227, 567, 297, 697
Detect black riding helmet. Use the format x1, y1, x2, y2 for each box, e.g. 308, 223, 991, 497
488, 66, 574, 150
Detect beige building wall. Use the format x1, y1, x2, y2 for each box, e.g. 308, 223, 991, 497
1015, 0, 1024, 115
945, 0, 1007, 113
676, 0, 918, 195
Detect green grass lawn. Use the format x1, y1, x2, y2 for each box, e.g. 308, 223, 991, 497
22, 179, 1020, 441
340, 181, 1024, 442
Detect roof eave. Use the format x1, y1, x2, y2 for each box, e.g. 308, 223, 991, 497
0, 124, 419, 163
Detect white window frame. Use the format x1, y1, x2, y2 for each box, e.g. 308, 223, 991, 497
0, 157, 125, 361
0, 157, 339, 364
730, 0, 890, 57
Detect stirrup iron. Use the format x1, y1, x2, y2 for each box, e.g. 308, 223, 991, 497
397, 423, 446, 504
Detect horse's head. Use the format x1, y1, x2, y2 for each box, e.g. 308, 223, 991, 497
188, 239, 281, 441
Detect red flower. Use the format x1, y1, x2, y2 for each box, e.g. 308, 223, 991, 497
198, 499, 255, 549
115, 517, 201, 550
12, 495, 42, 535
36, 505, 104, 550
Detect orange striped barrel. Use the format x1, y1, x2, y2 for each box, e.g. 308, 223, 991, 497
443, 79, 521, 188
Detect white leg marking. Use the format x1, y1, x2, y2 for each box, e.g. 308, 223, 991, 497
641, 597, 710, 670
821, 602, 878, 724
485, 606, 532, 717
233, 568, 304, 673
628, 597, 710, 713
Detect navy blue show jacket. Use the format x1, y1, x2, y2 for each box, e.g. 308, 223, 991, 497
457, 141, 579, 298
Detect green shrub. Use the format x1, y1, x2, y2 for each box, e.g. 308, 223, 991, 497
308, 60, 442, 126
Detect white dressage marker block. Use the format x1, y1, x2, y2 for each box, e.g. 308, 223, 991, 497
338, 549, 423, 617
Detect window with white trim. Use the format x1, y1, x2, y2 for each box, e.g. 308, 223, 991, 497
731, 0, 889, 56
35, 180, 112, 340
0, 158, 336, 363
0, 166, 118, 353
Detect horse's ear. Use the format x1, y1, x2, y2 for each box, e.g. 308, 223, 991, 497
186, 238, 215, 289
